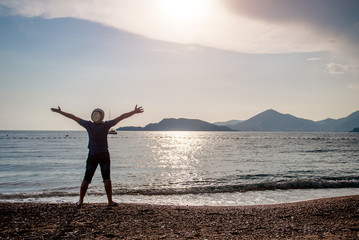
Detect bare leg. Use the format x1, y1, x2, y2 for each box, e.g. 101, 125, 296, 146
104, 181, 115, 205
78, 181, 89, 205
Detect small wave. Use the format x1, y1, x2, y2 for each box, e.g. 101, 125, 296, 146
1, 177, 358, 200
0, 191, 79, 200
304, 149, 335, 153
112, 177, 359, 196
304, 149, 355, 153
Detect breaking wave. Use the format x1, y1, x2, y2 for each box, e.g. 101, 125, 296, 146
1, 176, 358, 200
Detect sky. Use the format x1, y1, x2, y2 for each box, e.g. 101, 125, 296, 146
0, 0, 358, 130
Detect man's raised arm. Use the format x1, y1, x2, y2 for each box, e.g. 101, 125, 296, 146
51, 106, 81, 123
114, 105, 144, 125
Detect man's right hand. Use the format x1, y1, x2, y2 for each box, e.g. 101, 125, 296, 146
51, 106, 62, 113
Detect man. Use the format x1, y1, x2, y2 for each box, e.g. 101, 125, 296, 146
51, 105, 144, 207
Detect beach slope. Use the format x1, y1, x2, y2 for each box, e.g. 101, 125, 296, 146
1, 195, 358, 239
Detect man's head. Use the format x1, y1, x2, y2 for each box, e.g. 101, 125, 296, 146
91, 108, 104, 123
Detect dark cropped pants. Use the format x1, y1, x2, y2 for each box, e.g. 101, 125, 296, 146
83, 151, 111, 183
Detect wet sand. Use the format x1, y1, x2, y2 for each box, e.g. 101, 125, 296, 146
1, 195, 358, 239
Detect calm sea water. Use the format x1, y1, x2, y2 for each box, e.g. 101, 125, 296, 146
0, 131, 358, 206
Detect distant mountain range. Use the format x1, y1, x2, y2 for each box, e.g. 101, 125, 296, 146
218, 109, 359, 132
117, 118, 232, 131
117, 109, 359, 132
213, 120, 244, 127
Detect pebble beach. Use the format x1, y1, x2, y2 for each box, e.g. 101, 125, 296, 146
1, 195, 358, 239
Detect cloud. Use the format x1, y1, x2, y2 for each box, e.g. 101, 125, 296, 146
326, 63, 350, 75
0, 0, 358, 58
326, 63, 359, 75
346, 83, 359, 90
223, 0, 359, 62
307, 58, 322, 61
223, 0, 359, 30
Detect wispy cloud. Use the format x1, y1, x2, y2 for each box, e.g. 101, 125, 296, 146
307, 57, 322, 61
346, 83, 359, 90
0, 0, 358, 59
326, 63, 352, 75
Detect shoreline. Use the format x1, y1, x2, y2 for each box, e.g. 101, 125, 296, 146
1, 195, 358, 239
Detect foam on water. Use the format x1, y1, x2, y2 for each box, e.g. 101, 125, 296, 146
4, 189, 358, 206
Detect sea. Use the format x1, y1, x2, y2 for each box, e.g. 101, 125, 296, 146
0, 131, 358, 206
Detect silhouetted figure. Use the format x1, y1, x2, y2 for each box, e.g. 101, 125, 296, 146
51, 105, 144, 207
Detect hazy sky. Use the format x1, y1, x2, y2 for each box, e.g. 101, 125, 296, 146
0, 0, 358, 130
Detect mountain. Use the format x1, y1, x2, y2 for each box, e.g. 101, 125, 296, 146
230, 109, 318, 131
227, 109, 359, 132
322, 110, 359, 131
117, 118, 233, 131
213, 120, 244, 126
116, 126, 143, 131
117, 110, 359, 132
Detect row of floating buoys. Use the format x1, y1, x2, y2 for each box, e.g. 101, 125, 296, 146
1, 135, 358, 141
1, 136, 78, 140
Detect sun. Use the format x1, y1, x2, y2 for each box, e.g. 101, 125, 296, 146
153, 0, 215, 42
160, 0, 209, 24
